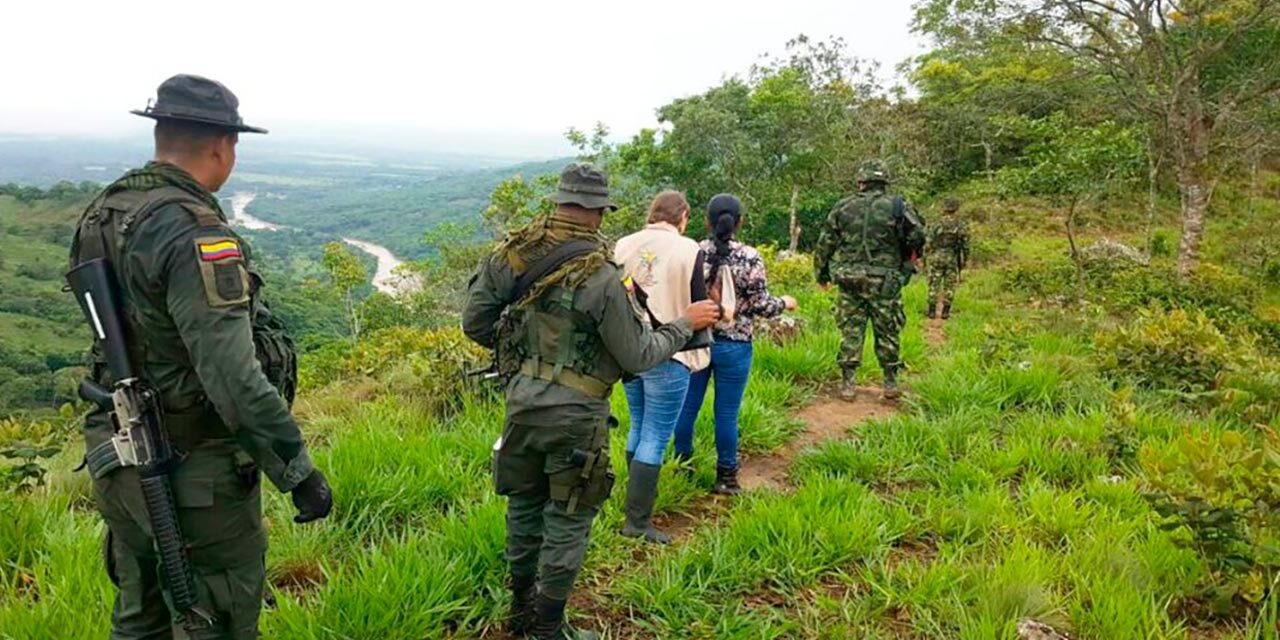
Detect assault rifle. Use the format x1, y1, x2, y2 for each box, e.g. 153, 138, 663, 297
67, 258, 217, 631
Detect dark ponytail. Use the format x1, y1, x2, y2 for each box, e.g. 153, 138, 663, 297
706, 193, 742, 271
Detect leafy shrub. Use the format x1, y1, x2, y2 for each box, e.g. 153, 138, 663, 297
1218, 360, 1280, 425
1148, 230, 1175, 258
1096, 307, 1233, 393
299, 327, 487, 411
757, 245, 815, 290
1141, 428, 1280, 611
0, 439, 61, 492
1002, 256, 1078, 304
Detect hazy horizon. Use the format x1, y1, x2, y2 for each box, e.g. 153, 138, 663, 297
2, 0, 925, 158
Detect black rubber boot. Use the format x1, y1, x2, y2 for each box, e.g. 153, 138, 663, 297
508, 574, 537, 635
941, 303, 952, 320
711, 465, 742, 496
926, 301, 937, 319
882, 368, 903, 401
532, 594, 598, 640
621, 461, 671, 544
839, 367, 859, 401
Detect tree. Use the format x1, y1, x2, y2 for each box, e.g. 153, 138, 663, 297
322, 242, 368, 341
482, 173, 554, 237
992, 114, 1146, 296
612, 36, 900, 250
1028, 0, 1280, 274
910, 0, 1111, 187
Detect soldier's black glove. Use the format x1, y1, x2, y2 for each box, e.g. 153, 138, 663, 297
291, 469, 333, 524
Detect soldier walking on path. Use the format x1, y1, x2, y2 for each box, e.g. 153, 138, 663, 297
69, 75, 332, 639
462, 164, 720, 640
925, 198, 970, 320
815, 160, 926, 402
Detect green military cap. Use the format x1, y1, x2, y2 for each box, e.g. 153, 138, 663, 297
856, 160, 891, 184
546, 163, 618, 212
131, 74, 268, 134
942, 198, 961, 212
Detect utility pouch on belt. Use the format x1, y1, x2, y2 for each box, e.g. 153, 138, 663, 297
548, 416, 617, 514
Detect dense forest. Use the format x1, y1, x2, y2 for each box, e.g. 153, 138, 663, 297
3, 2, 1280, 638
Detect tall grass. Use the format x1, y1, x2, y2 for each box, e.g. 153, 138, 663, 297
0, 233, 1255, 638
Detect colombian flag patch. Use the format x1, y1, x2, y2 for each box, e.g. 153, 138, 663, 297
621, 275, 635, 292
198, 240, 241, 262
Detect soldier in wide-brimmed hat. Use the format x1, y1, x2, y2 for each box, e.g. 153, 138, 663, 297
463, 163, 720, 639
71, 74, 331, 638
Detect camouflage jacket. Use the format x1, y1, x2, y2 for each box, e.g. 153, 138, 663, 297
925, 216, 970, 271
814, 188, 926, 287
70, 163, 312, 492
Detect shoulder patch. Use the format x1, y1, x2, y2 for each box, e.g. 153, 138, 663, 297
621, 275, 635, 293
194, 236, 250, 307
198, 239, 242, 262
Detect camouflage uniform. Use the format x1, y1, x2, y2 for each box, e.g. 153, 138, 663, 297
924, 201, 969, 319
69, 76, 325, 640
462, 165, 694, 640
814, 162, 925, 398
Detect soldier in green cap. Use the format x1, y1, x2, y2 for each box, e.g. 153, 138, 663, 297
924, 198, 970, 320
69, 74, 332, 639
463, 163, 721, 640
815, 160, 926, 401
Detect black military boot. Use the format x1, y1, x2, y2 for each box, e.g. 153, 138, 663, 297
926, 301, 937, 319
882, 368, 903, 401
711, 465, 742, 496
621, 461, 671, 544
532, 594, 598, 640
839, 366, 859, 401
508, 574, 537, 635
941, 303, 952, 320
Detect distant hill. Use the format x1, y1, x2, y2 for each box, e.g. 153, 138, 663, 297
0, 135, 568, 260
0, 187, 94, 414
242, 158, 566, 259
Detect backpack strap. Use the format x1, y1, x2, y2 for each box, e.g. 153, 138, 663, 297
512, 239, 600, 304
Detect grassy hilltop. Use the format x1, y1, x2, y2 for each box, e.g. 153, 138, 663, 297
3, 184, 1280, 637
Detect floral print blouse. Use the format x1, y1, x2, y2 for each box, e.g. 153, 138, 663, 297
700, 239, 787, 342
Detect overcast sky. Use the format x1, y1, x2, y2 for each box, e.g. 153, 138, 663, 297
2, 0, 925, 157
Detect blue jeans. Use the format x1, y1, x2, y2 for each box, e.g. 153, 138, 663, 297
673, 339, 754, 469
624, 360, 693, 466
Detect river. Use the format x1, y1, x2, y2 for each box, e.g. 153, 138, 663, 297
227, 192, 415, 295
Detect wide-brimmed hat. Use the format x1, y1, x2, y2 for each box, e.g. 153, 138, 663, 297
546, 163, 618, 212
131, 74, 268, 134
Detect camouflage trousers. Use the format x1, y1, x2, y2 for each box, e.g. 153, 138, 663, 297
835, 281, 904, 374
92, 439, 267, 640
493, 416, 615, 601
927, 263, 960, 310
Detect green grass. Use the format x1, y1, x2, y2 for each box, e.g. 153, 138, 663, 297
4, 229, 1273, 639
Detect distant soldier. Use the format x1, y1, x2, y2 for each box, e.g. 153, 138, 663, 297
462, 164, 719, 640
815, 160, 925, 401
69, 75, 332, 638
924, 198, 970, 319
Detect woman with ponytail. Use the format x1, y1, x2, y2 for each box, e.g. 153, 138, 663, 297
673, 194, 796, 495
